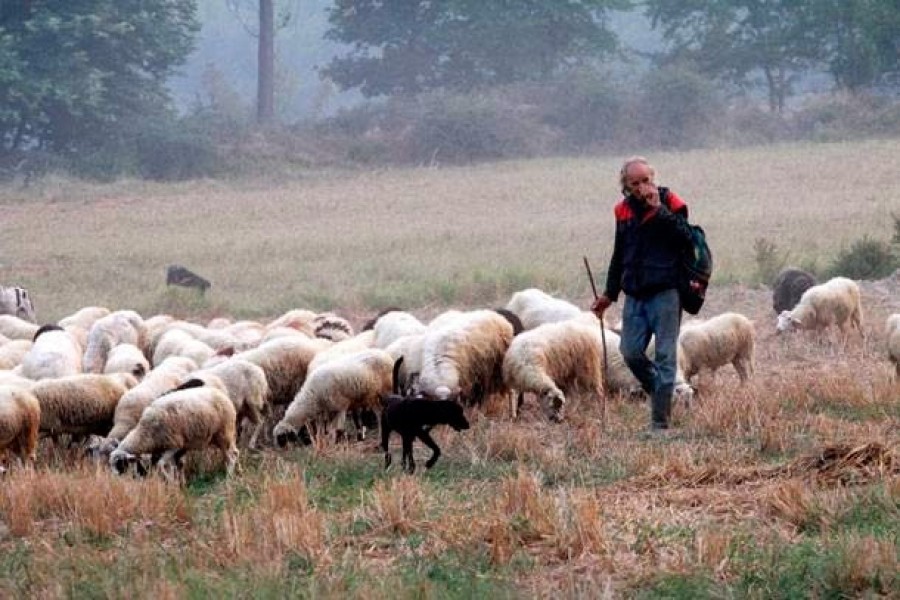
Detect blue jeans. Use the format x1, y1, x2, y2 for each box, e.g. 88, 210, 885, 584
619, 288, 682, 428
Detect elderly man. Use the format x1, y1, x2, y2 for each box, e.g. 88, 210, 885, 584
591, 156, 694, 432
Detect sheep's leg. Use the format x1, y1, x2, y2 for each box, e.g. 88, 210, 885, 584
224, 445, 240, 477
510, 391, 523, 420
330, 411, 348, 445
246, 420, 263, 450
734, 359, 751, 384
419, 429, 442, 470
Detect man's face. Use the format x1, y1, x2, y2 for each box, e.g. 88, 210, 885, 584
624, 163, 656, 202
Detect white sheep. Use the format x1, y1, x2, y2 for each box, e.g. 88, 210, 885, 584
103, 343, 150, 380
307, 330, 376, 373
223, 320, 266, 349
106, 356, 199, 442
0, 384, 41, 467
0, 315, 39, 341
0, 286, 36, 323
273, 348, 394, 446
502, 320, 605, 421
886, 314, 900, 379
19, 324, 83, 380
384, 333, 427, 394
83, 310, 148, 373
58, 306, 111, 332
109, 385, 238, 480
775, 276, 864, 346
312, 312, 355, 342
188, 358, 269, 448
260, 326, 312, 344
678, 312, 755, 384
152, 328, 216, 368
31, 372, 138, 440
160, 320, 240, 353
419, 309, 515, 404
0, 339, 32, 370
505, 288, 583, 331
266, 309, 318, 336
371, 311, 427, 349
236, 336, 331, 406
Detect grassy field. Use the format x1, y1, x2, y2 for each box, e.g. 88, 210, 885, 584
0, 139, 898, 598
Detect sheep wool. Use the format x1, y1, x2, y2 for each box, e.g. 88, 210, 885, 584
505, 288, 583, 331
107, 356, 199, 441
152, 328, 216, 368
0, 339, 32, 370
32, 372, 138, 438
83, 310, 148, 373
372, 311, 427, 349
886, 314, 900, 379
58, 306, 111, 332
678, 312, 755, 383
0, 315, 40, 341
110, 386, 238, 478
0, 384, 41, 465
191, 358, 269, 448
274, 348, 394, 445
502, 320, 605, 420
20, 325, 83, 380
236, 336, 331, 406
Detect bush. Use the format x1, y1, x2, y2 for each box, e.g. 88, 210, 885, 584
753, 237, 788, 285
826, 236, 898, 280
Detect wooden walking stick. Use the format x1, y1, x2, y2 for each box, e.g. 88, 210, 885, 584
583, 256, 608, 427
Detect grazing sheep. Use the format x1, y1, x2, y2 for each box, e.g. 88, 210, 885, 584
32, 372, 138, 440
0, 286, 36, 323
107, 356, 199, 442
58, 306, 111, 332
274, 349, 395, 446
312, 312, 354, 342
503, 320, 606, 421
236, 336, 331, 406
0, 385, 41, 467
678, 312, 755, 384
109, 385, 238, 480
307, 330, 376, 373
419, 309, 515, 404
371, 311, 427, 349
83, 310, 148, 374
152, 328, 216, 368
103, 343, 150, 380
775, 276, 864, 345
188, 358, 269, 448
772, 268, 817, 314
19, 324, 83, 380
886, 314, 900, 379
0, 339, 32, 370
166, 264, 211, 293
505, 288, 583, 331
0, 315, 39, 341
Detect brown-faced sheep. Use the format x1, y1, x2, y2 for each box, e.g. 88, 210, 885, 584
775, 276, 864, 346
772, 268, 817, 314
502, 320, 605, 421
32, 372, 138, 440
274, 349, 394, 446
19, 324, 83, 380
0, 385, 41, 467
678, 312, 755, 385
110, 385, 238, 480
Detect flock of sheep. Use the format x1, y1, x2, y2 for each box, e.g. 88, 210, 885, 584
0, 271, 896, 480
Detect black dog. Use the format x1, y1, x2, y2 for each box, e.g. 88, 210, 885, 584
381, 397, 470, 473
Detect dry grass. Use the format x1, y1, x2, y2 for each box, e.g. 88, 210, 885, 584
0, 140, 898, 597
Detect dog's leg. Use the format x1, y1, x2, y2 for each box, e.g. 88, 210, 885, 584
381, 413, 393, 469
401, 433, 416, 474
418, 429, 442, 469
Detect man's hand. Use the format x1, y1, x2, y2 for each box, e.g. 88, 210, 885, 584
591, 294, 612, 317
637, 183, 660, 207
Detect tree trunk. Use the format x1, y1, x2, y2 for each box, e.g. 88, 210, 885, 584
257, 0, 275, 124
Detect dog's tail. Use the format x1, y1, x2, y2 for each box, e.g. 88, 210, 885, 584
391, 356, 405, 395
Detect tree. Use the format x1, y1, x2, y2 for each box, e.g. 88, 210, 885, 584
0, 1, 199, 155
322, 0, 627, 97
645, 0, 817, 113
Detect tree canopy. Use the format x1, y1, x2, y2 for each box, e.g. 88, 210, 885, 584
0, 0, 198, 154
322, 0, 627, 97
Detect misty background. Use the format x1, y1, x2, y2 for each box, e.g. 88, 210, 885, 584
1, 1, 898, 181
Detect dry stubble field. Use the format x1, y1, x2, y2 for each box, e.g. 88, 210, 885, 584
0, 139, 897, 598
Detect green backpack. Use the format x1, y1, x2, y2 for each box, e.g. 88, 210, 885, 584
679, 222, 713, 315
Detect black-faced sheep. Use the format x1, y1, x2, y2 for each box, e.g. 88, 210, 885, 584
106, 356, 199, 442
775, 276, 864, 346
678, 312, 755, 384
0, 286, 36, 323
273, 348, 394, 447
772, 268, 817, 314
0, 384, 41, 467
109, 385, 238, 480
19, 324, 83, 380
83, 310, 148, 374
31, 372, 138, 440
886, 314, 900, 379
418, 309, 514, 405
502, 320, 606, 421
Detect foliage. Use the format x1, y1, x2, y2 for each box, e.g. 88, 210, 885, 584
0, 1, 199, 156
826, 235, 898, 280
322, 0, 625, 97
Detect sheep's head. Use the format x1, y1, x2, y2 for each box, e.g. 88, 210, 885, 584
273, 422, 312, 448
109, 448, 137, 475
86, 437, 119, 461
539, 389, 566, 422
674, 382, 695, 407
775, 310, 800, 334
